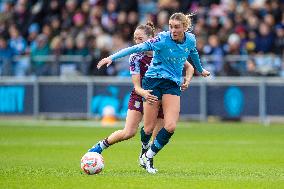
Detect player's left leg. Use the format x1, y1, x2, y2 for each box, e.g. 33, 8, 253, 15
148, 94, 180, 156
142, 94, 180, 173
152, 118, 164, 141
139, 118, 164, 168
88, 109, 142, 154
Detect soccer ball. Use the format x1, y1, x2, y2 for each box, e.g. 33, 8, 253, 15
81, 152, 104, 175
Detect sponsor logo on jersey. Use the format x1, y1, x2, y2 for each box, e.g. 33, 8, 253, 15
149, 36, 160, 43
134, 101, 141, 108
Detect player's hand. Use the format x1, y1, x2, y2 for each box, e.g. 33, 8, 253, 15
97, 57, 112, 69
181, 77, 191, 91
201, 69, 210, 77
142, 90, 158, 105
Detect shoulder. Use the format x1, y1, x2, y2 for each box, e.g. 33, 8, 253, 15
185, 32, 197, 46
157, 31, 170, 40
148, 31, 169, 43
185, 32, 196, 41
129, 52, 144, 63
158, 31, 170, 37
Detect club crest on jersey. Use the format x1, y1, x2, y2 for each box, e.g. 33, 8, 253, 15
149, 36, 160, 43
185, 48, 189, 52
134, 101, 141, 108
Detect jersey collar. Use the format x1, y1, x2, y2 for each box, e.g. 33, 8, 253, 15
170, 32, 186, 44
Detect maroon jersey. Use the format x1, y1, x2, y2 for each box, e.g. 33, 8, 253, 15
128, 52, 163, 118
129, 52, 152, 79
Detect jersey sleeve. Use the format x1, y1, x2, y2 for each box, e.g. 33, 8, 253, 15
144, 32, 166, 51
110, 43, 150, 61
188, 34, 204, 73
129, 53, 141, 75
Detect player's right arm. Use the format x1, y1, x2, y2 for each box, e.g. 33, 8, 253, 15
188, 33, 210, 77
132, 75, 158, 104
129, 54, 158, 104
181, 61, 194, 91
97, 34, 165, 69
97, 43, 151, 69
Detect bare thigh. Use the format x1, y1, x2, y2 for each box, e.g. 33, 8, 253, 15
124, 109, 143, 134
143, 101, 161, 134
107, 109, 142, 144
162, 94, 180, 133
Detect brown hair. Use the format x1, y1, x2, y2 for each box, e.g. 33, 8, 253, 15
136, 21, 155, 37
170, 12, 195, 31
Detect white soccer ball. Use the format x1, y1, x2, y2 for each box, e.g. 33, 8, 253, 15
81, 152, 104, 175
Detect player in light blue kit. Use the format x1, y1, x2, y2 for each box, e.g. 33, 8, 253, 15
97, 12, 210, 174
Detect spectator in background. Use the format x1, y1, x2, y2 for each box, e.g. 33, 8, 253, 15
61, 35, 76, 76
75, 33, 89, 75
13, 0, 30, 36
49, 16, 61, 37
30, 34, 49, 76
245, 30, 257, 55
8, 25, 27, 57
71, 12, 88, 38
111, 33, 130, 76
101, 0, 118, 34
207, 16, 221, 36
8, 24, 29, 76
0, 0, 282, 77
273, 24, 284, 56
27, 23, 39, 51
0, 37, 13, 76
49, 35, 62, 75
156, 10, 169, 32
218, 17, 234, 45
117, 0, 138, 13
0, 1, 14, 27
44, 0, 61, 21
255, 22, 275, 53
63, 36, 75, 56
245, 58, 259, 76
138, 0, 157, 23
89, 37, 109, 76
41, 24, 53, 42
61, 0, 78, 30
203, 34, 224, 76
223, 33, 246, 76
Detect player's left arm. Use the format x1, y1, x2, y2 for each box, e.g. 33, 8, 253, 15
181, 61, 194, 91
188, 35, 210, 77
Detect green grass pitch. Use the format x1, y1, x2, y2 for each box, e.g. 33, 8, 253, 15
0, 120, 283, 189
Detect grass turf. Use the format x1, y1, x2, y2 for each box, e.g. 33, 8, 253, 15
0, 120, 283, 189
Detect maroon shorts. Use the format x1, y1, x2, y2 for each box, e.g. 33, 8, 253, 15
128, 91, 164, 119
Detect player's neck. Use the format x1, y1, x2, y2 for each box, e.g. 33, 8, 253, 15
173, 33, 186, 44
145, 51, 153, 57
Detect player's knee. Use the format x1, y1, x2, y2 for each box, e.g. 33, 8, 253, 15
123, 129, 137, 139
143, 126, 154, 135
164, 122, 176, 133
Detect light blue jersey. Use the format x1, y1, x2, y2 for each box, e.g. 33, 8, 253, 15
110, 31, 203, 85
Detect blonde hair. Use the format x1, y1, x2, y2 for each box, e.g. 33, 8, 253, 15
136, 21, 155, 37
170, 12, 196, 31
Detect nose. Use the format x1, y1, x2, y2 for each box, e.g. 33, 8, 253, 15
171, 29, 177, 34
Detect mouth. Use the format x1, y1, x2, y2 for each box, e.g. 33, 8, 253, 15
172, 34, 178, 38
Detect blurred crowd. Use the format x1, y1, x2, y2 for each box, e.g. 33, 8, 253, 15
0, 0, 283, 77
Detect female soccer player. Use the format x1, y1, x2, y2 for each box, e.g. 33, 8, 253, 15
89, 22, 195, 167
97, 12, 209, 173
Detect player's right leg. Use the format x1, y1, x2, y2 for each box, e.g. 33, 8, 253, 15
88, 109, 142, 154
140, 100, 160, 172
145, 94, 180, 159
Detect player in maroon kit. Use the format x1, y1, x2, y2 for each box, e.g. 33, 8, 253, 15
88, 22, 194, 168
